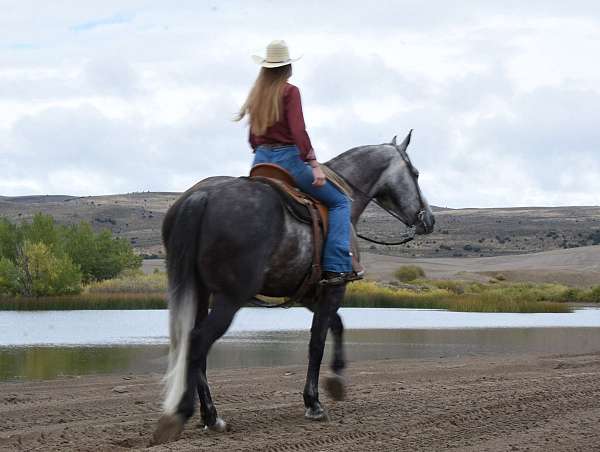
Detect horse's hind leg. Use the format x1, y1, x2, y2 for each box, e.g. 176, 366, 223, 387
303, 284, 346, 420
153, 283, 210, 445
188, 293, 240, 431
172, 284, 223, 430
191, 287, 212, 427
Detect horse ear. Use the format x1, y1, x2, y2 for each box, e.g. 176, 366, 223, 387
391, 136, 397, 145
397, 129, 413, 153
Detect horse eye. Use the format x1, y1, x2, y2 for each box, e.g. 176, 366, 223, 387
413, 169, 419, 178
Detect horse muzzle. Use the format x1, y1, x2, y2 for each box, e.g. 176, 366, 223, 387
415, 208, 435, 235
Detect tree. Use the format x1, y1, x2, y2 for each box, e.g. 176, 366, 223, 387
0, 257, 19, 295
13, 241, 82, 296
0, 214, 141, 295
62, 223, 141, 282
21, 213, 60, 251
0, 218, 21, 261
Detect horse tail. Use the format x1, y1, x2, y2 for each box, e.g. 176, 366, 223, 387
162, 191, 208, 415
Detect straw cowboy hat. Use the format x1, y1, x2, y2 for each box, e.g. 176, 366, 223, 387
252, 40, 302, 68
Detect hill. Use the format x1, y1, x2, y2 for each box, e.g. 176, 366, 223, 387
1, 193, 599, 260
360, 246, 600, 287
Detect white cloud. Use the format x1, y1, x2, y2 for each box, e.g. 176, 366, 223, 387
0, 1, 599, 207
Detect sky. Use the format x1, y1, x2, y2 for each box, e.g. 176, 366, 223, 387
1, 1, 599, 208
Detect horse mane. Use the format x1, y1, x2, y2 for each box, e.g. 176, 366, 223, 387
320, 165, 353, 198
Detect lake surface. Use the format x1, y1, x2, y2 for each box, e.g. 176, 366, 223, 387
1, 308, 599, 381
2, 307, 600, 346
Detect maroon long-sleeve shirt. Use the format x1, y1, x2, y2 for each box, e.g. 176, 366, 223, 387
249, 83, 316, 162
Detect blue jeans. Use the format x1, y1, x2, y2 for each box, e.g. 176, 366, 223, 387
253, 145, 352, 273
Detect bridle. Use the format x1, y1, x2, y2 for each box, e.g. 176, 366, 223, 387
397, 146, 430, 233
336, 168, 426, 246
331, 148, 428, 246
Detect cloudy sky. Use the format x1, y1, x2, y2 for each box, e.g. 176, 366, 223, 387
1, 1, 599, 207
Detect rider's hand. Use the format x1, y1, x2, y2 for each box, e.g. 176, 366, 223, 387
311, 164, 326, 187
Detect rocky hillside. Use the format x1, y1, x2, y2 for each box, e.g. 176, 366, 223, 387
1, 194, 599, 259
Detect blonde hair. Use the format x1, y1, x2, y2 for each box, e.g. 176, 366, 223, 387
236, 64, 292, 135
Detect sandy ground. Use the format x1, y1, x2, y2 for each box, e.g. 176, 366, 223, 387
144, 245, 600, 287
2, 352, 600, 451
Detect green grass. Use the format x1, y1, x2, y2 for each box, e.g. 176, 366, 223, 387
86, 270, 167, 293
1, 269, 597, 313
0, 293, 166, 311
0, 271, 168, 310
344, 281, 572, 313
564, 286, 600, 303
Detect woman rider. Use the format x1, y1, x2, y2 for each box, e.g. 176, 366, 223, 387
236, 40, 361, 285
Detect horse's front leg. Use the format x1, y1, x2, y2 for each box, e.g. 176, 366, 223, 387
303, 284, 346, 420
304, 294, 347, 402
324, 311, 346, 401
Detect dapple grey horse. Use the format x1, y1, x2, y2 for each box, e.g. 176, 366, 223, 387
153, 131, 435, 443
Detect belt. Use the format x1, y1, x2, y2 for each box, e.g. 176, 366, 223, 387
258, 143, 294, 150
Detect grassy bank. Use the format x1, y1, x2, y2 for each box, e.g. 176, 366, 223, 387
1, 270, 598, 313
0, 272, 167, 310
0, 293, 166, 310
344, 281, 572, 313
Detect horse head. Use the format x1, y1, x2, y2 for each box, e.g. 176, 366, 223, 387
373, 130, 435, 235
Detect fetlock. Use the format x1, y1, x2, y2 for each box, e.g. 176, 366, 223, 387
176, 397, 195, 421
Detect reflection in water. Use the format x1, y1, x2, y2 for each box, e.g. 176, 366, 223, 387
0, 346, 165, 380
2, 327, 600, 381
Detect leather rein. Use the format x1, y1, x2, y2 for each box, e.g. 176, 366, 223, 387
333, 169, 424, 247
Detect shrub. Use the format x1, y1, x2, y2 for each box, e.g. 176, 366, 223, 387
21, 213, 60, 251
562, 288, 582, 303
428, 279, 465, 294
589, 286, 600, 303
588, 230, 600, 245
0, 257, 19, 295
0, 214, 141, 296
0, 219, 21, 261
394, 265, 426, 282
63, 223, 141, 282
576, 286, 600, 303
87, 271, 167, 293
14, 241, 82, 296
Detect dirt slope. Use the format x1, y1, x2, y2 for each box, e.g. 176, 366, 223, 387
361, 245, 600, 286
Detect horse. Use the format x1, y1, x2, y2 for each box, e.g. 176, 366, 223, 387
152, 131, 435, 443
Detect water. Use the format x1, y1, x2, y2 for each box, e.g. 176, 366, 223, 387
2, 308, 600, 346
1, 308, 599, 381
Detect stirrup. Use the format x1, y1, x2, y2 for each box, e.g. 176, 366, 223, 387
319, 271, 364, 286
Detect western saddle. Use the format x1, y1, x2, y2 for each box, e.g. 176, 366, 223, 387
249, 163, 328, 303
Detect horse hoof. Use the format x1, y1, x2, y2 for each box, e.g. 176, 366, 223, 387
325, 375, 346, 401
206, 417, 229, 433
152, 414, 184, 445
305, 406, 329, 422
